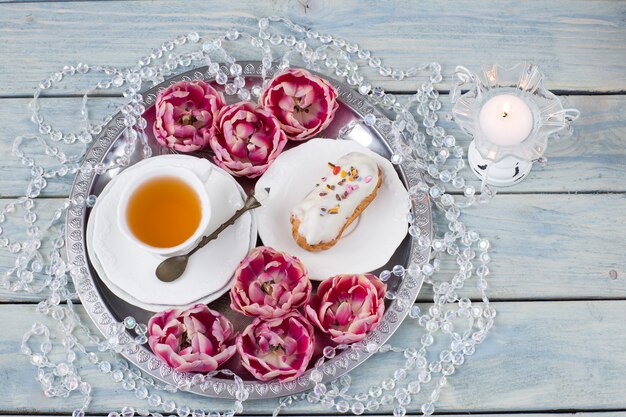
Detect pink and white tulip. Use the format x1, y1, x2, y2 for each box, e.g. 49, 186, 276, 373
148, 304, 236, 373
230, 246, 311, 319
305, 273, 386, 344
260, 68, 339, 141
209, 102, 287, 178
153, 80, 224, 152
237, 313, 315, 382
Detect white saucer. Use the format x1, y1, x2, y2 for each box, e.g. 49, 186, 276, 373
255, 138, 409, 280
86, 155, 256, 311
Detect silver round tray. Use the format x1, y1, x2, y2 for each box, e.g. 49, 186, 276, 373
66, 63, 432, 400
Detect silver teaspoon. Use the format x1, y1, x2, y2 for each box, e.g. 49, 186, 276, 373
155, 188, 269, 282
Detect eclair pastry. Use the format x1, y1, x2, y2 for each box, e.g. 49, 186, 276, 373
290, 152, 382, 251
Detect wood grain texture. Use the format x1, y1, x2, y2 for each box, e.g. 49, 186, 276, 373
1, 415, 625, 417
3, 301, 626, 413
0, 0, 624, 96
1, 95, 624, 198
0, 193, 623, 302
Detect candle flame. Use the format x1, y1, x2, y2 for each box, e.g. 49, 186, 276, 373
501, 102, 510, 118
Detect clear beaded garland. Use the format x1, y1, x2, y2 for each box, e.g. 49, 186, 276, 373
6, 16, 497, 417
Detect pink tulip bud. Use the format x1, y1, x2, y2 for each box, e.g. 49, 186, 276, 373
261, 68, 339, 141
237, 313, 315, 382
210, 102, 288, 178
153, 80, 225, 152
230, 246, 312, 319
306, 273, 386, 344
148, 304, 236, 373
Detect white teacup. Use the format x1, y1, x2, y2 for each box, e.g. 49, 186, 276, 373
117, 163, 212, 257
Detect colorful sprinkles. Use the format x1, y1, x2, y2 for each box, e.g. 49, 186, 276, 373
317, 159, 372, 216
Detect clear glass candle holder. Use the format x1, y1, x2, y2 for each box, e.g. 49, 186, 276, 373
451, 62, 580, 186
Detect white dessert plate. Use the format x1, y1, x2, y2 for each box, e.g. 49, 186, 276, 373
255, 138, 410, 280
86, 155, 256, 311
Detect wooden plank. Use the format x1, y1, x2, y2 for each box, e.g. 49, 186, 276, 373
1, 94, 624, 198
0, 1, 142, 3
1, 415, 625, 417
0, 193, 624, 302
0, 0, 624, 96
0, 97, 124, 198
2, 301, 626, 413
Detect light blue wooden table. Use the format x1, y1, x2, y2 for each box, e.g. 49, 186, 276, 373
1, 1, 625, 416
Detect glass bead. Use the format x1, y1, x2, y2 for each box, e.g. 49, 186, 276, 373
121, 407, 134, 417
380, 393, 394, 405
394, 406, 407, 417
408, 380, 421, 394
381, 378, 395, 390
9, 243, 21, 253
162, 401, 176, 413
365, 342, 378, 353
135, 323, 148, 334
418, 370, 431, 383
56, 362, 70, 376
186, 32, 200, 43
392, 265, 404, 276
442, 364, 455, 375
66, 376, 79, 391
363, 113, 377, 126
94, 163, 107, 175
225, 28, 240, 40
73, 409, 85, 417
148, 394, 161, 407
429, 361, 442, 373
408, 226, 420, 238
366, 400, 379, 411
323, 346, 336, 358
358, 83, 371, 95
215, 72, 228, 85
313, 383, 326, 396
224, 83, 237, 95
310, 369, 323, 383
335, 400, 349, 413
64, 350, 76, 363
339, 374, 351, 386
351, 402, 365, 415
98, 361, 111, 373
394, 368, 407, 380
379, 270, 391, 282
369, 385, 382, 397
421, 402, 435, 416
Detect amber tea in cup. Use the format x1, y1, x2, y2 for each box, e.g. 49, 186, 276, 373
117, 161, 213, 257
126, 176, 202, 248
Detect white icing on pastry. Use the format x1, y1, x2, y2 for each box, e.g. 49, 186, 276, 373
291, 152, 380, 245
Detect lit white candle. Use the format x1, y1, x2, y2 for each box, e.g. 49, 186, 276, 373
478, 94, 533, 146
